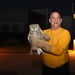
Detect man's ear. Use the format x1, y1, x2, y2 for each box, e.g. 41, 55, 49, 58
61, 19, 62, 23
49, 18, 51, 23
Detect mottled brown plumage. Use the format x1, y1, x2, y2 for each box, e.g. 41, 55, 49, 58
27, 24, 50, 55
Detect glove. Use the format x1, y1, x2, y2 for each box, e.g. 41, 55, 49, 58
31, 37, 52, 53
44, 34, 50, 41
30, 44, 43, 55
30, 37, 45, 48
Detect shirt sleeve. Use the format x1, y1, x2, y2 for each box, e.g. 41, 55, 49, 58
50, 30, 71, 56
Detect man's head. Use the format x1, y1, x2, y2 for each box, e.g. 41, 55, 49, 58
49, 11, 62, 30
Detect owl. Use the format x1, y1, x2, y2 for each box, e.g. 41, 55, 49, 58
27, 24, 50, 55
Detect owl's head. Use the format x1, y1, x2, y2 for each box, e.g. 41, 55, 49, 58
29, 24, 40, 32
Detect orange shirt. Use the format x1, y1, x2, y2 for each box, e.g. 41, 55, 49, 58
43, 27, 71, 68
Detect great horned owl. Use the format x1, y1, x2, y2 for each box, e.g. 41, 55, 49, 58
27, 24, 50, 55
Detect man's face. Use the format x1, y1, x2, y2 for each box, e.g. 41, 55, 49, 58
49, 12, 62, 30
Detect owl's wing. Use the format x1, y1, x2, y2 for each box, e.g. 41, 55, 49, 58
27, 33, 31, 42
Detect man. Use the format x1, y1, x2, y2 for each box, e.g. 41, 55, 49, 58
31, 11, 71, 75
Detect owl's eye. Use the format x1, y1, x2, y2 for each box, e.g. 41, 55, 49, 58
31, 29, 34, 31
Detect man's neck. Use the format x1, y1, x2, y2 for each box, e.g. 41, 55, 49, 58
51, 27, 60, 30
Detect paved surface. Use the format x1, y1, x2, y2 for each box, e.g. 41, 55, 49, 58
0, 44, 75, 75
0, 44, 43, 75
0, 53, 43, 75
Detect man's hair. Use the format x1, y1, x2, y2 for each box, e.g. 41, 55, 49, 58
50, 10, 62, 18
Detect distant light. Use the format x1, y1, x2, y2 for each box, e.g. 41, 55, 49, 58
74, 14, 75, 19
73, 39, 75, 50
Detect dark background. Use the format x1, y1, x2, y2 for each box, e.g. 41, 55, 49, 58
0, 0, 75, 50
0, 0, 73, 16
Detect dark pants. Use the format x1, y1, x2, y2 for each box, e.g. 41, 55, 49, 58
42, 62, 70, 75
